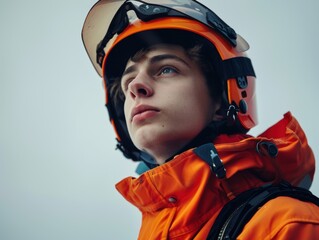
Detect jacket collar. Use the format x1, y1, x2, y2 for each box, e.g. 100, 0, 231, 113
116, 112, 315, 211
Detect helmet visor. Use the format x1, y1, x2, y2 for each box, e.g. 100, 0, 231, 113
82, 0, 249, 76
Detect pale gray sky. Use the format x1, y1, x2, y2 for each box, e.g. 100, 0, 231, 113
1, 1, 318, 239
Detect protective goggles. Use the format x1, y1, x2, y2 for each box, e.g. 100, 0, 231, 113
82, 0, 249, 76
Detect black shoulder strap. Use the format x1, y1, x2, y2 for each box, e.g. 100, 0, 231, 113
207, 181, 319, 240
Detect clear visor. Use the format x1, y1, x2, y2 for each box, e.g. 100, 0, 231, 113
82, 0, 249, 76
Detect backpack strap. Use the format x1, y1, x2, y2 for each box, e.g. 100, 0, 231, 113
207, 181, 319, 240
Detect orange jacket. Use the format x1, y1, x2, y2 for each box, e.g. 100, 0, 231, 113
116, 112, 319, 239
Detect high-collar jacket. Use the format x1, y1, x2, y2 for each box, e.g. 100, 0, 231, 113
116, 112, 319, 239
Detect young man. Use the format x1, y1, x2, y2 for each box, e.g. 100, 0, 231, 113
120, 43, 222, 165
82, 0, 319, 239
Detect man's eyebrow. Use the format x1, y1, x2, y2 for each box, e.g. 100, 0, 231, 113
149, 54, 191, 67
122, 65, 136, 78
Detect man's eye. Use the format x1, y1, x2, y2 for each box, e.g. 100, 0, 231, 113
121, 78, 133, 92
160, 67, 177, 75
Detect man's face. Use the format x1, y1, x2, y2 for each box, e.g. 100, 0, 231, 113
121, 44, 219, 164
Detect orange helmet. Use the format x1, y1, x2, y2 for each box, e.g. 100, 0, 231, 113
82, 0, 257, 163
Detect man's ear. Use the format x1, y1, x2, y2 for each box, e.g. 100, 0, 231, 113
213, 112, 224, 121
211, 100, 224, 121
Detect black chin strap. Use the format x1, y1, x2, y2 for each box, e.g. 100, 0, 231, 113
164, 121, 225, 163
222, 57, 256, 80
135, 117, 246, 171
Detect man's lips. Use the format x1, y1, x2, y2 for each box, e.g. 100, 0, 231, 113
131, 105, 160, 122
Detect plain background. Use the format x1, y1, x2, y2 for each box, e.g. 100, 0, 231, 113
1, 0, 318, 239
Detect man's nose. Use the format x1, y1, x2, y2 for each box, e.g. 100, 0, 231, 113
128, 73, 154, 99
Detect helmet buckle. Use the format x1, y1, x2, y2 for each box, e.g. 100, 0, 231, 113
226, 104, 238, 125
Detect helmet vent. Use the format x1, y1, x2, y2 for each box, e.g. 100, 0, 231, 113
241, 91, 247, 98
236, 76, 248, 89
